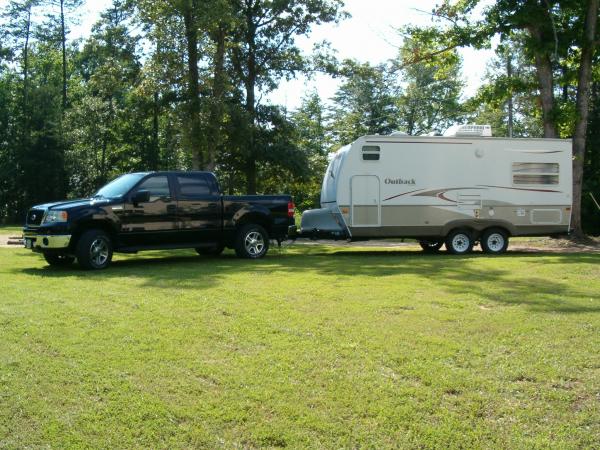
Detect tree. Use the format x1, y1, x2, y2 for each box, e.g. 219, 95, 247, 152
229, 0, 345, 193
289, 91, 330, 210
467, 34, 543, 138
394, 31, 464, 135
329, 60, 398, 143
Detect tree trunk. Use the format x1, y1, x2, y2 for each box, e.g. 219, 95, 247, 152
206, 24, 227, 172
527, 25, 558, 138
507, 52, 514, 138
23, 5, 31, 118
60, 0, 67, 111
571, 0, 599, 238
183, 0, 203, 170
244, 2, 257, 194
151, 90, 160, 170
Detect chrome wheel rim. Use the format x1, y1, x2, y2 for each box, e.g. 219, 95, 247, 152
90, 238, 109, 267
451, 234, 470, 253
244, 231, 265, 256
486, 233, 505, 252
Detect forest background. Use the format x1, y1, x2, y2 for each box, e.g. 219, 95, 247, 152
0, 0, 598, 235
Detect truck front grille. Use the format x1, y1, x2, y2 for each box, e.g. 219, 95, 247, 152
26, 209, 44, 226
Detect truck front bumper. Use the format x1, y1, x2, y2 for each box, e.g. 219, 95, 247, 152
23, 233, 72, 252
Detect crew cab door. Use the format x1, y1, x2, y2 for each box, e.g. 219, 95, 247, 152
174, 173, 222, 242
120, 174, 178, 246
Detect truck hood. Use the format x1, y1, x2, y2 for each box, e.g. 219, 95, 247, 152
33, 198, 112, 210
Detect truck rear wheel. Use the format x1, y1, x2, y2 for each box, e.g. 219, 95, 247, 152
481, 228, 509, 254
235, 224, 269, 259
43, 252, 75, 267
76, 229, 113, 270
445, 229, 474, 255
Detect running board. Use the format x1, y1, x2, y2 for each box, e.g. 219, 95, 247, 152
116, 242, 219, 253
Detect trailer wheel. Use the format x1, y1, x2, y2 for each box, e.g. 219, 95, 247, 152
419, 240, 443, 253
235, 224, 269, 259
445, 230, 474, 255
481, 228, 509, 254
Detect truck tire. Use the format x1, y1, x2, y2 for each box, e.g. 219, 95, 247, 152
445, 229, 474, 255
235, 224, 269, 259
76, 229, 113, 270
43, 252, 75, 267
481, 228, 509, 254
419, 240, 443, 253
196, 244, 225, 257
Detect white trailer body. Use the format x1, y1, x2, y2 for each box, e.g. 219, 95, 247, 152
300, 133, 572, 252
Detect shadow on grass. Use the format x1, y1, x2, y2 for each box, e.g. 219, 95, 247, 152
14, 246, 600, 314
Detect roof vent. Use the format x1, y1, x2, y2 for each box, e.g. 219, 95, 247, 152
390, 130, 408, 136
443, 124, 492, 137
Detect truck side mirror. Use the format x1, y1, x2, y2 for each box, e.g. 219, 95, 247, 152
132, 189, 150, 206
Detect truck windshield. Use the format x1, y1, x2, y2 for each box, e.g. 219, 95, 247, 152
95, 173, 146, 198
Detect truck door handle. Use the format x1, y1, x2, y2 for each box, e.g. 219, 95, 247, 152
167, 204, 177, 213
208, 203, 218, 209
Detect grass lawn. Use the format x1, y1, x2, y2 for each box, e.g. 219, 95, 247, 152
1, 244, 599, 448
0, 225, 23, 236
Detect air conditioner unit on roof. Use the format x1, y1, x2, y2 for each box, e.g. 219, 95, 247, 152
443, 124, 493, 137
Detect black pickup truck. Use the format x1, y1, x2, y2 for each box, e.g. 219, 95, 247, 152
23, 171, 296, 269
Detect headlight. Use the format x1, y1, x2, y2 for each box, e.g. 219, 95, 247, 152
43, 210, 68, 223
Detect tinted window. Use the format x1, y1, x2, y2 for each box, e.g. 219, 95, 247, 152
136, 176, 170, 201
96, 173, 146, 198
512, 162, 559, 185
177, 174, 214, 198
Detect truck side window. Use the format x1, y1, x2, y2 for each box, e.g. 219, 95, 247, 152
176, 174, 214, 198
362, 145, 380, 161
512, 162, 559, 185
136, 176, 170, 201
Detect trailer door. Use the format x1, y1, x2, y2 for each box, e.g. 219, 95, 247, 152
351, 175, 380, 226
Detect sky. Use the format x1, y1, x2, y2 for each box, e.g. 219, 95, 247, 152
3, 0, 497, 110
269, 0, 496, 109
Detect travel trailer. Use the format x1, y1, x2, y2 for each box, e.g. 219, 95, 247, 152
300, 125, 572, 254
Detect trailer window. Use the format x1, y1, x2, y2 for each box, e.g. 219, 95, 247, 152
512, 163, 559, 185
362, 146, 380, 161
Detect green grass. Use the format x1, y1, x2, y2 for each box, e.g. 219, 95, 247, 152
0, 225, 23, 235
1, 245, 599, 448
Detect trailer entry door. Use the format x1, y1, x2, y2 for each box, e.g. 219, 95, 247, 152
351, 175, 380, 226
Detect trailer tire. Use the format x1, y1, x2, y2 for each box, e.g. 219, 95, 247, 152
235, 224, 269, 259
481, 228, 509, 254
76, 229, 113, 270
419, 240, 443, 253
445, 229, 474, 255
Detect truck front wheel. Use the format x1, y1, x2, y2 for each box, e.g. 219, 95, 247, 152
235, 224, 269, 259
76, 229, 113, 270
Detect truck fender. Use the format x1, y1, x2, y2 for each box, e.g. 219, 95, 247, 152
232, 205, 273, 230
70, 219, 120, 249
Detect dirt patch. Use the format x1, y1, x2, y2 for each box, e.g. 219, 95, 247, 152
3, 234, 599, 253
0, 234, 23, 248
294, 237, 600, 254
